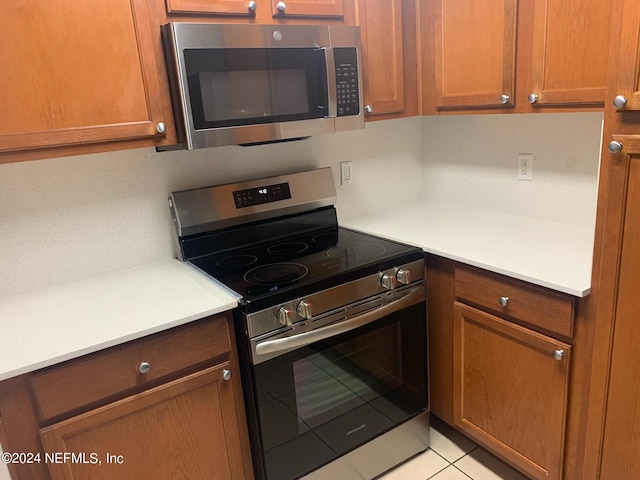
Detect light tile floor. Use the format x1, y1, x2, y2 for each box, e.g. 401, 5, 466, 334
379, 416, 529, 480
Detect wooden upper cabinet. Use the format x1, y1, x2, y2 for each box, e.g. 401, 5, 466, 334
610, 0, 640, 111
529, 0, 610, 107
271, 0, 344, 17
359, 0, 404, 117
166, 0, 344, 17
0, 0, 166, 155
433, 0, 517, 109
165, 0, 257, 15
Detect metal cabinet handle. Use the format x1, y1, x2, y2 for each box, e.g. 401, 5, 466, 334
608, 141, 623, 154
138, 361, 151, 374
247, 1, 257, 12
553, 349, 565, 361
276, 1, 286, 12
613, 95, 628, 109
499, 296, 509, 307
156, 122, 166, 134
499, 94, 510, 104
528, 93, 538, 104
222, 369, 232, 381
365, 104, 373, 114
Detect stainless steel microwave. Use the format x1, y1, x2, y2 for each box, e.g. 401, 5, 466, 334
160, 23, 364, 150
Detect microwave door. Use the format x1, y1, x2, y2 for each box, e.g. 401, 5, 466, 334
182, 47, 333, 148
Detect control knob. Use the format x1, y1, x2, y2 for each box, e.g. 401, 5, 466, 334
396, 268, 411, 285
297, 300, 313, 319
276, 306, 293, 326
381, 273, 396, 290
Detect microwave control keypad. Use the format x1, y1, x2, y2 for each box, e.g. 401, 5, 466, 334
334, 48, 360, 117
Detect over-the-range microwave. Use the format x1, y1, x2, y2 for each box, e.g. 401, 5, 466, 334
160, 23, 364, 150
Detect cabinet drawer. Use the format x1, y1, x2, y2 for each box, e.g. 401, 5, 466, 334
32, 314, 231, 422
455, 266, 574, 338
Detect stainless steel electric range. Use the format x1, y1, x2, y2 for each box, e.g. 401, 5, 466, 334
170, 168, 429, 480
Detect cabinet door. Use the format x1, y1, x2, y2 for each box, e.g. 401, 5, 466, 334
166, 0, 256, 15
598, 137, 640, 478
611, 0, 640, 111
529, 0, 610, 106
40, 364, 249, 480
433, 0, 517, 109
359, 0, 404, 117
453, 302, 571, 480
0, 0, 166, 154
271, 0, 344, 17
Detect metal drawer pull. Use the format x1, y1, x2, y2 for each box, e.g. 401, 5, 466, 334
255, 287, 425, 357
222, 369, 232, 381
138, 362, 151, 374
499, 296, 509, 307
553, 349, 565, 361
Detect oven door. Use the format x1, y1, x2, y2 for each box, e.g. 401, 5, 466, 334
244, 285, 428, 480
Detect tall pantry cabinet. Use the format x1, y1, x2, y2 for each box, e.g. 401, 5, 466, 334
584, 0, 640, 478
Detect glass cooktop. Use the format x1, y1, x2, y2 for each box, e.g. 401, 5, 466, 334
190, 227, 422, 309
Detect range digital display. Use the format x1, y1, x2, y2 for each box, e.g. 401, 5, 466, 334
233, 182, 292, 208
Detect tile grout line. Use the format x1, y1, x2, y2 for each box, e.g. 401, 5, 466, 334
452, 464, 475, 480
428, 447, 453, 466
425, 463, 451, 480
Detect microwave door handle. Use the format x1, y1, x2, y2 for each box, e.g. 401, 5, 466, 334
254, 286, 425, 357
322, 47, 337, 118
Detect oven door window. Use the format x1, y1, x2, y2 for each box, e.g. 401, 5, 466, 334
183, 48, 328, 129
253, 303, 427, 480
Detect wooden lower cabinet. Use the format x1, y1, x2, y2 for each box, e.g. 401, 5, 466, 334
0, 314, 252, 480
453, 302, 571, 480
40, 363, 246, 480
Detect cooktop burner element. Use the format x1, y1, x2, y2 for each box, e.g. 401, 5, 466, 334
312, 231, 349, 245
216, 254, 258, 269
244, 263, 309, 285
267, 242, 309, 255
325, 242, 388, 260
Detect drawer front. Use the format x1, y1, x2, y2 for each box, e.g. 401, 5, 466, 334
455, 266, 574, 338
32, 314, 231, 422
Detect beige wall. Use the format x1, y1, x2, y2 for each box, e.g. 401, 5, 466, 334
0, 117, 422, 299
421, 112, 603, 227
0, 112, 603, 302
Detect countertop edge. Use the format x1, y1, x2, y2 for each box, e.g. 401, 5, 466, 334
0, 259, 239, 382
341, 202, 594, 299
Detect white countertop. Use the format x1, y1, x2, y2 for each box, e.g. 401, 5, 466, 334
0, 259, 238, 382
342, 202, 594, 297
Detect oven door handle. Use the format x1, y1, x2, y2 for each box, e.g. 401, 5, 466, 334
254, 286, 425, 357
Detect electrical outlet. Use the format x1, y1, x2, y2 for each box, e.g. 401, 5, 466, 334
341, 161, 353, 185
518, 154, 533, 181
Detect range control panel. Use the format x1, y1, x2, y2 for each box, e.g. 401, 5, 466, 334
233, 182, 292, 208
334, 48, 360, 117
